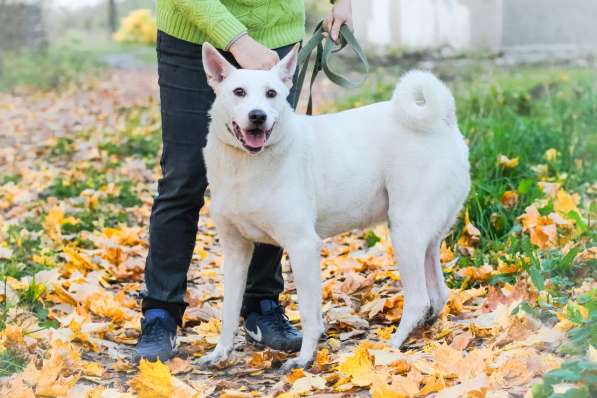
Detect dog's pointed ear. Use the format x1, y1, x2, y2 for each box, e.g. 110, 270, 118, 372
202, 42, 236, 88
273, 43, 299, 88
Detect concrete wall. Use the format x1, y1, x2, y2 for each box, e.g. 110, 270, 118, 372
0, 1, 47, 53
352, 0, 597, 52
501, 0, 597, 48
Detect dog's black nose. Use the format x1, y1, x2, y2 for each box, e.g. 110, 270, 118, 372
248, 109, 267, 125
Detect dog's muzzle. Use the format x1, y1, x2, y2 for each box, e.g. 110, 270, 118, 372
227, 121, 274, 153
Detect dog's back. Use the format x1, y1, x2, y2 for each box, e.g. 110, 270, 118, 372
284, 71, 469, 240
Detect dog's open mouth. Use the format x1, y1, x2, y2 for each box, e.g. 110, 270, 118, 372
228, 121, 273, 153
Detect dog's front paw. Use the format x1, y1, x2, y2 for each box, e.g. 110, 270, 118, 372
195, 345, 232, 368
280, 357, 314, 373
390, 333, 408, 349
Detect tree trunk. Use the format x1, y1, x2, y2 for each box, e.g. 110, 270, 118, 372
108, 0, 117, 32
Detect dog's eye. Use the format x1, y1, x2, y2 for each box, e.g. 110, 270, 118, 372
233, 88, 246, 97
266, 89, 277, 98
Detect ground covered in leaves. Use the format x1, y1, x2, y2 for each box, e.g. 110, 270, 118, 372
0, 64, 595, 398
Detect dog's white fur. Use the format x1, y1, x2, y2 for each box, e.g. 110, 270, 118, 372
198, 43, 470, 371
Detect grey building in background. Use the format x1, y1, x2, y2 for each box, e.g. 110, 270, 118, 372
353, 0, 597, 53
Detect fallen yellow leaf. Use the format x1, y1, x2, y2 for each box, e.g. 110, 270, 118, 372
554, 189, 579, 215
129, 359, 173, 398
338, 343, 375, 387
497, 154, 519, 169
370, 373, 408, 398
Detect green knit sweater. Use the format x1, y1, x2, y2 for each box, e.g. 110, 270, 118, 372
156, 0, 305, 50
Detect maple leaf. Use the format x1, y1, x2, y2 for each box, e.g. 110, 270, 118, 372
167, 357, 192, 375
434, 375, 488, 398
519, 205, 558, 249
538, 182, 561, 197
63, 246, 98, 273
129, 359, 173, 398
433, 344, 463, 378
288, 371, 327, 394
457, 210, 481, 255
544, 148, 558, 162
103, 226, 143, 246
84, 290, 131, 323
501, 190, 518, 208
450, 331, 473, 350
375, 325, 396, 340
287, 368, 306, 383
370, 373, 409, 398
82, 361, 105, 377
440, 241, 455, 263
383, 294, 404, 322
457, 264, 493, 281
553, 189, 579, 215
489, 356, 534, 389
338, 343, 375, 387
194, 317, 221, 345
246, 351, 273, 369
497, 154, 519, 169
68, 318, 100, 351
43, 206, 78, 243
16, 338, 81, 397
311, 348, 332, 372
371, 367, 423, 398
418, 374, 446, 396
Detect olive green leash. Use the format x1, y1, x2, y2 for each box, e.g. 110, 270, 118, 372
293, 21, 370, 115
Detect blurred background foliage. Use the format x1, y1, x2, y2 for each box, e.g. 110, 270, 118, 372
0, 0, 329, 92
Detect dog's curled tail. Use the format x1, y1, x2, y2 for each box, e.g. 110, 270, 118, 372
392, 70, 456, 133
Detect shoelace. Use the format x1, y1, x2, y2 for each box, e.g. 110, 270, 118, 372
262, 306, 296, 334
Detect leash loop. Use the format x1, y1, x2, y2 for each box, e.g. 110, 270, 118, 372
293, 21, 369, 115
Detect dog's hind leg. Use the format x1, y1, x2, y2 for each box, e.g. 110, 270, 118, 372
389, 221, 432, 348
197, 223, 253, 368
424, 237, 449, 325
281, 233, 324, 372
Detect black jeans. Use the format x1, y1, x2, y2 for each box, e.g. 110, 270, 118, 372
141, 31, 299, 325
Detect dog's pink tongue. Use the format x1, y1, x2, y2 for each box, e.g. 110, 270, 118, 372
244, 132, 266, 149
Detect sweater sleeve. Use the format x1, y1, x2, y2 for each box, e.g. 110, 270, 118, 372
171, 0, 247, 49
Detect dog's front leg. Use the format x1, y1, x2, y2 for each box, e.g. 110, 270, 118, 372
281, 234, 324, 372
197, 223, 252, 368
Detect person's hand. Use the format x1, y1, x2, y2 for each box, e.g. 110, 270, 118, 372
229, 34, 280, 70
323, 0, 353, 43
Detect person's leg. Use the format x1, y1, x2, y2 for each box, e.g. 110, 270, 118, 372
141, 31, 213, 325
137, 31, 214, 362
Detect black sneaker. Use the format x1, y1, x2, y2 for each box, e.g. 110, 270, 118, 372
134, 309, 177, 362
244, 300, 302, 352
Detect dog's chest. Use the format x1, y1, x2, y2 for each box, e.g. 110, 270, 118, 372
207, 153, 307, 245
210, 188, 291, 245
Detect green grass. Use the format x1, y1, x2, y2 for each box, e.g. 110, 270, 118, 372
0, 45, 101, 92
99, 106, 162, 167
0, 217, 44, 279
0, 349, 27, 377
0, 31, 156, 92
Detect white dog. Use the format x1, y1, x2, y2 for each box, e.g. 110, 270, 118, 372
197, 43, 470, 371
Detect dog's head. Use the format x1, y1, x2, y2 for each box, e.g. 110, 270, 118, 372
202, 42, 299, 154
